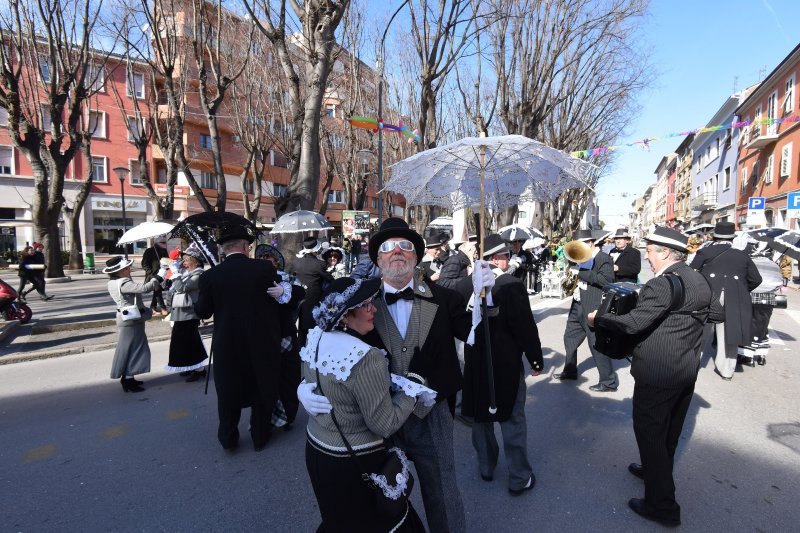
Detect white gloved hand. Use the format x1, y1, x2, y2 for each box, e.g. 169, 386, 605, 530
297, 381, 332, 416
471, 260, 496, 296
156, 266, 168, 279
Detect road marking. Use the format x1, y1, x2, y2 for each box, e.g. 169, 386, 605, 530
166, 408, 190, 421
786, 310, 800, 327
23, 444, 57, 463
101, 425, 129, 439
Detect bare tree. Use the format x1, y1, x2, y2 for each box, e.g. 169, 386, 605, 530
0, 0, 115, 276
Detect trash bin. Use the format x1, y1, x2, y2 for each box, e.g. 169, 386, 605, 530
84, 252, 95, 273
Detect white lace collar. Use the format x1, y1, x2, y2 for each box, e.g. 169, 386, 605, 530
300, 327, 385, 381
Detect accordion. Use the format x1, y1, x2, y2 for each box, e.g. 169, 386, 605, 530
593, 282, 643, 359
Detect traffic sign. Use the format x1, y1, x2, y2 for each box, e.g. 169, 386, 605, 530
788, 192, 800, 210
748, 197, 766, 210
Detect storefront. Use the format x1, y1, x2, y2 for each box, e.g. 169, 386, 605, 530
89, 196, 150, 256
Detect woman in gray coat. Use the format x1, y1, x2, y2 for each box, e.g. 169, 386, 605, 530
104, 256, 166, 393
165, 245, 208, 382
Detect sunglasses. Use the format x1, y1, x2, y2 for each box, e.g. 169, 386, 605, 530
378, 240, 415, 254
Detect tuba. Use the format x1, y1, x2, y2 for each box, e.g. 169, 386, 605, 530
561, 240, 593, 296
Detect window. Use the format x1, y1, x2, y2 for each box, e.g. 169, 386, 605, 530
127, 72, 145, 99
87, 64, 105, 92
764, 154, 774, 184
715, 137, 721, 158
0, 146, 13, 174
92, 156, 107, 183
781, 143, 793, 177
39, 55, 52, 82
0, 107, 7, 126
327, 190, 345, 204
129, 160, 143, 185
371, 198, 378, 209
272, 183, 288, 197
271, 150, 288, 168
88, 110, 106, 138
157, 167, 167, 184
767, 92, 779, 135
199, 134, 212, 149
127, 116, 145, 141
200, 171, 217, 189
243, 178, 255, 195
705, 145, 712, 165
695, 158, 701, 174
740, 168, 747, 192
723, 166, 731, 190
40, 104, 52, 132
785, 75, 796, 114
724, 130, 732, 149
752, 161, 760, 187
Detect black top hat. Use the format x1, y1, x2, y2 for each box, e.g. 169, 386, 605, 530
312, 278, 381, 332
482, 233, 511, 258
572, 229, 594, 242
645, 226, 688, 252
712, 221, 736, 240
368, 217, 425, 263
303, 237, 321, 250
424, 235, 441, 249
254, 244, 285, 271
102, 256, 134, 274
613, 228, 632, 239
217, 226, 255, 245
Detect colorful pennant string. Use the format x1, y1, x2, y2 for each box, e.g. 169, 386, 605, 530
347, 116, 421, 142
571, 115, 800, 159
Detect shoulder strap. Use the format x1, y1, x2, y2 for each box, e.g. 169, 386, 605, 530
663, 272, 684, 312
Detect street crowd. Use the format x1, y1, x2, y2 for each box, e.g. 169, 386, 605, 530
97, 217, 795, 532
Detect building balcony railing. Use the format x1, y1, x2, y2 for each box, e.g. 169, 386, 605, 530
744, 121, 779, 150
690, 192, 718, 211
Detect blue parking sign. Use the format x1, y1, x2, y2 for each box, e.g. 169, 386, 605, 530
748, 197, 766, 210
788, 192, 800, 210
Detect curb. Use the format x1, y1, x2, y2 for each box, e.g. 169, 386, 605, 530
0, 320, 20, 343
32, 318, 117, 334
0, 333, 173, 365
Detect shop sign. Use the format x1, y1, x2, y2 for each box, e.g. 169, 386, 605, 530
342, 210, 370, 237
155, 184, 190, 196
91, 197, 147, 212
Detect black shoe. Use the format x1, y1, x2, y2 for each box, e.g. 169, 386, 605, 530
628, 463, 644, 480
120, 377, 145, 393
740, 356, 756, 368
628, 498, 680, 527
42, 294, 54, 301
186, 369, 206, 382
509, 474, 535, 496
756, 355, 766, 366
131, 378, 144, 385
179, 371, 193, 377
554, 372, 578, 381
589, 383, 618, 392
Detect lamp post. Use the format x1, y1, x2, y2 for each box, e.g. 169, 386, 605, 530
356, 148, 374, 215
113, 166, 130, 259
376, 0, 410, 225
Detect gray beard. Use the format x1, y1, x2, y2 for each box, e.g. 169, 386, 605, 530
381, 262, 414, 287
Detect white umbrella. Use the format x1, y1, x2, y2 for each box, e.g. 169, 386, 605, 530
117, 221, 175, 245
271, 210, 334, 234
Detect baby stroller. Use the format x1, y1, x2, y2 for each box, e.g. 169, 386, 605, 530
0, 276, 33, 324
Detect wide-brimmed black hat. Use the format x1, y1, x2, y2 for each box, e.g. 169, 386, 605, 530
217, 226, 255, 245
322, 246, 344, 260
312, 277, 381, 332
302, 237, 322, 252
613, 228, 632, 239
572, 229, 594, 242
254, 244, 285, 270
645, 226, 688, 252
102, 256, 134, 274
712, 221, 736, 240
368, 217, 425, 263
424, 235, 441, 249
182, 243, 206, 264
482, 233, 511, 258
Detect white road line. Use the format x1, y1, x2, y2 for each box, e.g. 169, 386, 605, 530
785, 309, 800, 326
769, 328, 786, 345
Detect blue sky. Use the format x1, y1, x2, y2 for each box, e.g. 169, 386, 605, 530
596, 0, 800, 227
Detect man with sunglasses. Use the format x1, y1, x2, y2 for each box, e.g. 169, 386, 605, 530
299, 217, 495, 533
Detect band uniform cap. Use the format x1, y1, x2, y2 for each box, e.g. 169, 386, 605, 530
572, 229, 594, 242
482, 233, 511, 258
102, 256, 134, 274
613, 228, 632, 239
645, 226, 688, 252
712, 221, 736, 240
368, 217, 425, 264
217, 226, 255, 245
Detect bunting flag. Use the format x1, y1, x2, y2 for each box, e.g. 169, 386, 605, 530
347, 116, 421, 142
571, 114, 800, 159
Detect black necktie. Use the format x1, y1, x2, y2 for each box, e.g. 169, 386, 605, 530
385, 287, 415, 305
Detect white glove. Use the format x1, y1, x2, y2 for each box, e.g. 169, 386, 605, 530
297, 381, 332, 416
471, 260, 495, 296
156, 266, 168, 279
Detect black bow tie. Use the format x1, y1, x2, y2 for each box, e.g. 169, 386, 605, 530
385, 287, 415, 305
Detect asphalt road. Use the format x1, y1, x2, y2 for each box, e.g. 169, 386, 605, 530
2, 282, 800, 532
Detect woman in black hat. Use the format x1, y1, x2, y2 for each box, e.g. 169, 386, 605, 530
165, 244, 209, 382
104, 256, 167, 392
321, 246, 346, 279
301, 277, 433, 532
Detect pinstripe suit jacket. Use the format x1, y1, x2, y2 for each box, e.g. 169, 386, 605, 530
595, 262, 717, 389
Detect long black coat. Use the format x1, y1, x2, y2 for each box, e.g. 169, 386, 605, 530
574, 251, 615, 318
141, 246, 167, 283
458, 273, 543, 422
195, 254, 282, 410
689, 242, 762, 346
609, 245, 641, 283
292, 254, 333, 305
436, 250, 471, 290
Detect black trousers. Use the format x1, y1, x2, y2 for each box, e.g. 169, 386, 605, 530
216, 401, 269, 450
149, 285, 165, 310
563, 301, 618, 386
632, 381, 694, 521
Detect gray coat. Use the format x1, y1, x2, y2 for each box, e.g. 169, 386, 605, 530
169, 268, 203, 322
108, 277, 160, 326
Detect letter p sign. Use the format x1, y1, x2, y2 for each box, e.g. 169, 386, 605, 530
748, 197, 766, 210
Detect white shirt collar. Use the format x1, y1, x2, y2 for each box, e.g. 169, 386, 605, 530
383, 278, 415, 294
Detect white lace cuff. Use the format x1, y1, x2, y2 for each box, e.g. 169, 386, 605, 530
275, 280, 292, 304
390, 374, 437, 407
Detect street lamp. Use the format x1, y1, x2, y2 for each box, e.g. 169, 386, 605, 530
113, 166, 130, 259
376, 0, 410, 225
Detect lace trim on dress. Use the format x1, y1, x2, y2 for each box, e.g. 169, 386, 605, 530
368, 447, 412, 500
389, 374, 437, 407
300, 328, 384, 381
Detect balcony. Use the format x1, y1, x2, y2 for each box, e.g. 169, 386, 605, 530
691, 192, 718, 211
744, 121, 779, 150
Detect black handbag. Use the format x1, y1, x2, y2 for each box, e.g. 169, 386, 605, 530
314, 345, 414, 522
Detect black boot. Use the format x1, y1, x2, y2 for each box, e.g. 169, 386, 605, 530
120, 377, 145, 393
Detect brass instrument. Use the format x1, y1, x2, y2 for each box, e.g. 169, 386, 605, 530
561, 239, 592, 297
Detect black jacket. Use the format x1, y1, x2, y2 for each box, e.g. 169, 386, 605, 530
293, 254, 333, 304
142, 246, 168, 283
436, 250, 471, 290
609, 245, 641, 283
574, 251, 615, 318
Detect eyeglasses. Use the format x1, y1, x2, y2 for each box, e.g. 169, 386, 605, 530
378, 240, 415, 254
